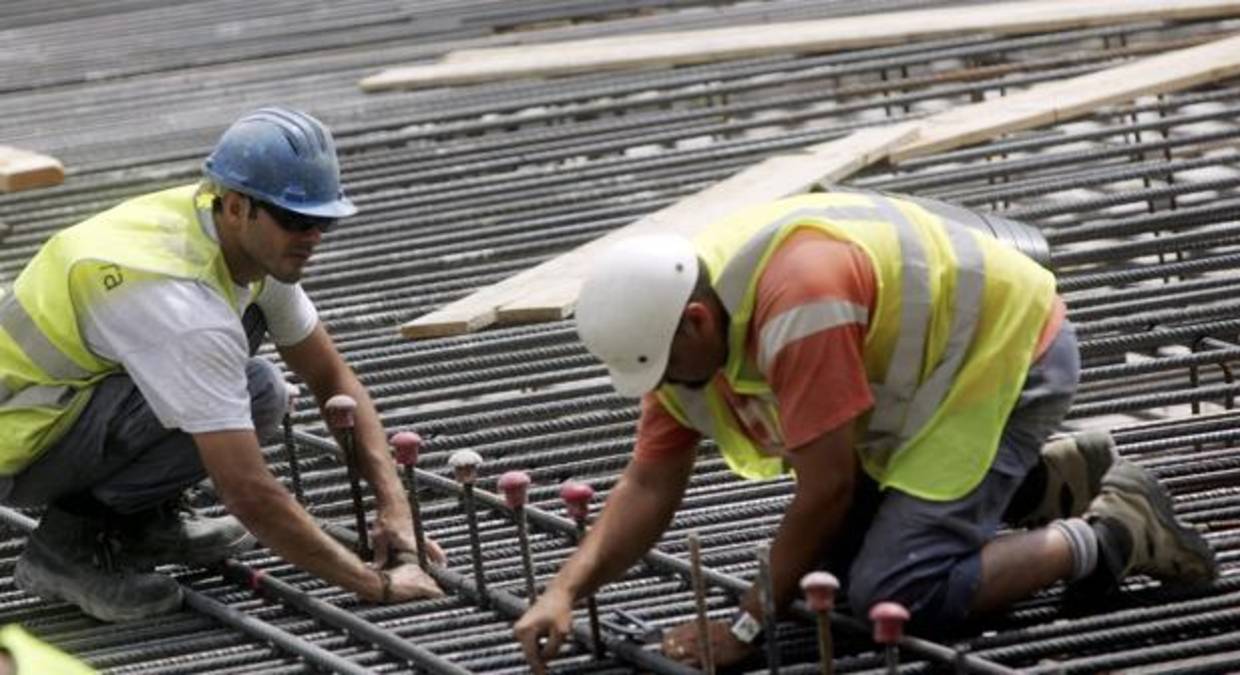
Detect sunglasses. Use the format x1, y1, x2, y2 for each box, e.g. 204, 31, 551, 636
251, 198, 337, 234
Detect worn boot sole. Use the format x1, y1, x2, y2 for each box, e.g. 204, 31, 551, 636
14, 541, 182, 623
1105, 461, 1217, 584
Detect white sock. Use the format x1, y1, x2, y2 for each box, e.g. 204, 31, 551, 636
1050, 517, 1098, 581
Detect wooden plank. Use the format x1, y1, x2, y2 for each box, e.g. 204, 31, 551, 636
402, 123, 918, 338
892, 33, 1240, 161
495, 279, 581, 324
0, 146, 64, 192
361, 0, 1240, 91
402, 30, 1240, 339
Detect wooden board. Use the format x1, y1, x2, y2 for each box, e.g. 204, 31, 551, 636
892, 32, 1240, 161
361, 0, 1240, 91
401, 28, 1240, 340
402, 123, 918, 338
0, 146, 63, 192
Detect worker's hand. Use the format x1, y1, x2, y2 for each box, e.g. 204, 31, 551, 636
381, 561, 445, 602
370, 514, 445, 569
513, 586, 574, 675
661, 619, 754, 668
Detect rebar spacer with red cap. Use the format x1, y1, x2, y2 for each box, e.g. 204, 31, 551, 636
325, 393, 366, 558
498, 470, 532, 510
448, 450, 483, 485
391, 431, 429, 569
324, 394, 357, 429
391, 431, 422, 467
800, 571, 840, 613
869, 602, 909, 644
560, 481, 594, 523
802, 571, 840, 675
560, 479, 602, 657
449, 450, 489, 606
499, 470, 538, 603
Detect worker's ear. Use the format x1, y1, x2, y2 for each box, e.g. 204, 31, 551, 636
219, 191, 249, 226
681, 301, 716, 340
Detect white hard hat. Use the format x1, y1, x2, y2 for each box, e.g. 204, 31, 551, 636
576, 234, 699, 397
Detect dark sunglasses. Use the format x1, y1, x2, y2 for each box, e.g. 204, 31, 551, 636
251, 198, 337, 234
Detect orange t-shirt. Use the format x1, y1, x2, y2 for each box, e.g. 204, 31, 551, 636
634, 229, 1065, 463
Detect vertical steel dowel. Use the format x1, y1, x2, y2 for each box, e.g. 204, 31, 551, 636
870, 602, 910, 674
282, 382, 305, 503
325, 394, 368, 560
561, 480, 602, 659
688, 532, 715, 675
391, 430, 429, 570
449, 450, 488, 608
801, 571, 840, 675
498, 470, 537, 604
756, 545, 780, 674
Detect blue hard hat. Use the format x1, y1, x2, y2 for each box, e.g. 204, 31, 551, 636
203, 107, 357, 219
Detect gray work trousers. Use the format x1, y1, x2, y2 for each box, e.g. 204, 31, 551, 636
2, 357, 285, 515
831, 320, 1081, 629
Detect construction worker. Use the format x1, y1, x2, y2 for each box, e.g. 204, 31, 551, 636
0, 107, 443, 622
514, 191, 1217, 670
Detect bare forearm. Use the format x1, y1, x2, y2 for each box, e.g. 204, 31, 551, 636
197, 428, 385, 601
739, 422, 858, 620
549, 461, 688, 601
231, 481, 383, 599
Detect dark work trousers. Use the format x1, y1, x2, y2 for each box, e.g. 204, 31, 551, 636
3, 307, 284, 515
826, 320, 1081, 630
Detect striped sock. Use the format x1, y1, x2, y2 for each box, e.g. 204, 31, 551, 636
1050, 517, 1098, 582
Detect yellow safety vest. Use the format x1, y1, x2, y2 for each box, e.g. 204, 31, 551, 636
0, 624, 96, 674
655, 192, 1056, 501
0, 184, 255, 474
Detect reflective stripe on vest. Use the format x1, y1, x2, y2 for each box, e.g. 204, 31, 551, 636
756, 299, 868, 374
711, 194, 986, 455
0, 293, 92, 382
651, 190, 1058, 500
0, 183, 247, 472
0, 384, 76, 410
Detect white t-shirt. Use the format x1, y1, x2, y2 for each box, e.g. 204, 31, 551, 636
71, 216, 318, 434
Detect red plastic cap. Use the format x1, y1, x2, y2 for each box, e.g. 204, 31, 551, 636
324, 394, 357, 429
869, 601, 910, 645
799, 571, 840, 613
390, 431, 422, 466
560, 480, 594, 521
497, 470, 532, 509
448, 450, 483, 484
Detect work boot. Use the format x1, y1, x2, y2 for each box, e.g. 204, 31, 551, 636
13, 507, 182, 622
1083, 460, 1217, 586
1013, 430, 1117, 528
116, 495, 255, 568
